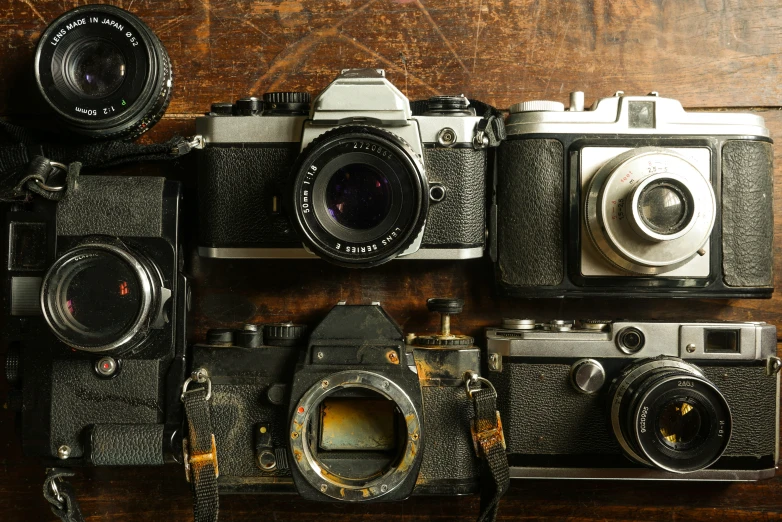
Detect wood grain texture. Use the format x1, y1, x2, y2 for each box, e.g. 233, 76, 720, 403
1, 0, 782, 521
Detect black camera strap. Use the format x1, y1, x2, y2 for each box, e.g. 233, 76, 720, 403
0, 119, 199, 201
182, 369, 220, 522
465, 372, 510, 522
43, 468, 86, 522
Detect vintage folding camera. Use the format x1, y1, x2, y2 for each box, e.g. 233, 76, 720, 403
485, 318, 779, 480
491, 91, 774, 298
3, 175, 187, 466
196, 68, 492, 268
188, 298, 485, 499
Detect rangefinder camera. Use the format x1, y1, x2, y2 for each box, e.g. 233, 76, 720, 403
3, 174, 187, 466
492, 91, 774, 298
187, 298, 486, 500
486, 318, 780, 480
196, 68, 492, 268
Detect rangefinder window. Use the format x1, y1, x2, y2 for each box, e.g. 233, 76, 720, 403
704, 330, 740, 353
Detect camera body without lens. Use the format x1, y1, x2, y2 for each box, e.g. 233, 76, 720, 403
196, 68, 490, 268
3, 175, 187, 466
189, 300, 482, 499
491, 91, 774, 298
485, 319, 779, 480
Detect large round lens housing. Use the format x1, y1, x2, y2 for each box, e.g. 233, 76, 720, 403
291, 126, 428, 267
585, 148, 716, 275
35, 5, 172, 139
41, 243, 162, 353
609, 358, 731, 473
290, 370, 422, 501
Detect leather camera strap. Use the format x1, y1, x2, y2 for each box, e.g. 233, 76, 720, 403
0, 119, 198, 200
465, 373, 510, 522
182, 370, 219, 522
43, 468, 86, 522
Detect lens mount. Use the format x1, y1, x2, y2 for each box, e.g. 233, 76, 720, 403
585, 147, 716, 275
40, 242, 161, 353
609, 358, 731, 473
35, 5, 172, 139
291, 126, 428, 268
290, 370, 421, 501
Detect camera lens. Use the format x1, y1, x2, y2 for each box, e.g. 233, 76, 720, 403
41, 243, 160, 353
609, 358, 731, 473
291, 126, 428, 267
35, 5, 172, 139
637, 180, 693, 235
325, 164, 393, 230
585, 147, 716, 274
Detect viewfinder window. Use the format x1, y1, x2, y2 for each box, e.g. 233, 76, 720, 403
704, 330, 739, 353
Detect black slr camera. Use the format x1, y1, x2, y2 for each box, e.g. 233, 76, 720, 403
196, 68, 491, 267
492, 91, 774, 298
189, 299, 485, 499
3, 175, 187, 466
485, 318, 779, 479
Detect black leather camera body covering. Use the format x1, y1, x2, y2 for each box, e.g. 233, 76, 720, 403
3, 176, 187, 467
197, 143, 487, 253
188, 303, 480, 500
492, 93, 774, 298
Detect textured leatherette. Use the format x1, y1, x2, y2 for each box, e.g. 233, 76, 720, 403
418, 385, 479, 483
50, 359, 163, 458
57, 176, 165, 238
90, 424, 165, 466
496, 139, 564, 286
198, 146, 301, 247
421, 148, 486, 247
491, 363, 776, 458
722, 140, 774, 288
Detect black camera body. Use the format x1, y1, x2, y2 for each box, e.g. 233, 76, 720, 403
492, 92, 774, 298
485, 319, 779, 480
189, 300, 481, 500
3, 175, 186, 466
196, 68, 490, 268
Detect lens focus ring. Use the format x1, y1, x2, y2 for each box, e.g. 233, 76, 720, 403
34, 5, 172, 140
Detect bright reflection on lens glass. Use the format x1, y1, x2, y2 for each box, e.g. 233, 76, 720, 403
70, 39, 126, 98
658, 399, 702, 447
325, 164, 392, 230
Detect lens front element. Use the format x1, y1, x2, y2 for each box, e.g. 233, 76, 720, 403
585, 148, 716, 274
67, 38, 127, 98
41, 243, 157, 353
325, 164, 393, 230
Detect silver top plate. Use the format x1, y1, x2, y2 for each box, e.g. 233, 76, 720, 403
505, 93, 770, 137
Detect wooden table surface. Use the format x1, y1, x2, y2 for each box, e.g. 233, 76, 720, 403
2, 1, 782, 520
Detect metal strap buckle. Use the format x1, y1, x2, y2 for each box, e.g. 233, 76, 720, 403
183, 434, 219, 483
181, 368, 212, 401
470, 411, 507, 458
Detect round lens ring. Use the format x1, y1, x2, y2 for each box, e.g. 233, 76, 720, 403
292, 127, 428, 268
609, 358, 731, 473
41, 244, 156, 353
325, 163, 393, 230
34, 5, 172, 139
66, 38, 126, 98
638, 181, 690, 235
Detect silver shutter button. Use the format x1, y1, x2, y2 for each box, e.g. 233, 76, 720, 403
570, 359, 605, 394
